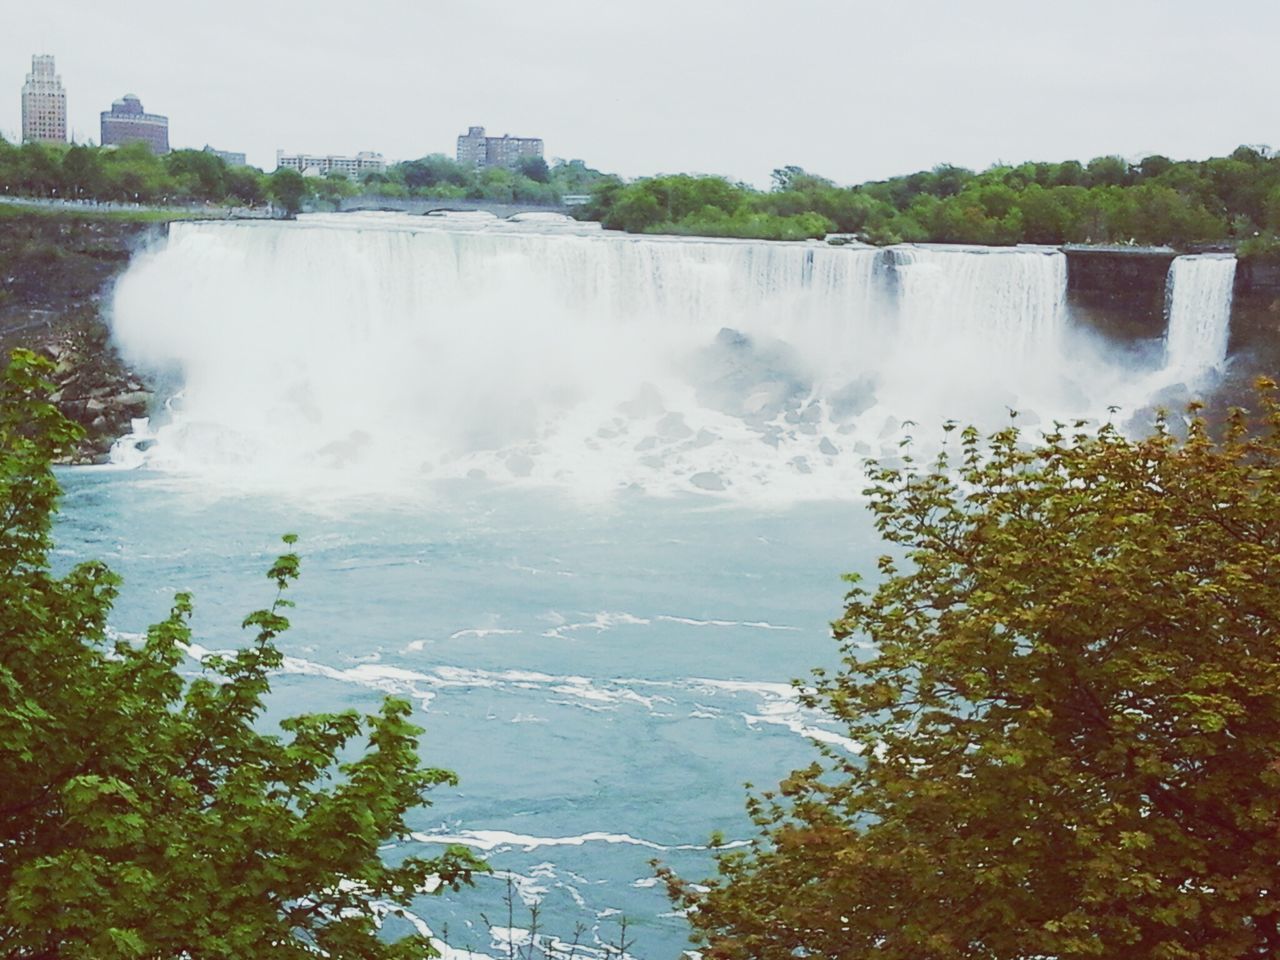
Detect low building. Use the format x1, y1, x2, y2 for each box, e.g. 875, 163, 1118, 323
275, 150, 386, 180
204, 145, 247, 167
101, 94, 169, 154
456, 125, 543, 171
21, 54, 67, 144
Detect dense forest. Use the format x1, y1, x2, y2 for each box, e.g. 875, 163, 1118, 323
4, 135, 1280, 254
580, 146, 1280, 253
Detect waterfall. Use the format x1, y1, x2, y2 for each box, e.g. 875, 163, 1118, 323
108, 216, 1133, 498
890, 245, 1067, 361
1164, 254, 1236, 375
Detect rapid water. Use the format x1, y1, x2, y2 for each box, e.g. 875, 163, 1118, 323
1164, 253, 1237, 375
55, 215, 1239, 956
53, 471, 871, 959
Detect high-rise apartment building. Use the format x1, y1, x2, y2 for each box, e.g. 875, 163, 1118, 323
21, 54, 67, 144
456, 126, 489, 168
456, 126, 544, 171
101, 95, 169, 154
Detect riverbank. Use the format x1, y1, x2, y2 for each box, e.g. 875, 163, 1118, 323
0, 211, 160, 462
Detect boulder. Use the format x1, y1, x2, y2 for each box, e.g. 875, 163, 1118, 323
689, 471, 725, 491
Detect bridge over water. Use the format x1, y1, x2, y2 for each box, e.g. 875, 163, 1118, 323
337, 195, 572, 218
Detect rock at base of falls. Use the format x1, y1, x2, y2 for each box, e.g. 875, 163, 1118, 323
689, 471, 726, 491
506, 454, 535, 477
618, 382, 666, 419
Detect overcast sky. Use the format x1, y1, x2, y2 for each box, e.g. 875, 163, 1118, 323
4, 0, 1278, 187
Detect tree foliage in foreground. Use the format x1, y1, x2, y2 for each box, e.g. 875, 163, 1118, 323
0, 350, 483, 959
666, 388, 1280, 959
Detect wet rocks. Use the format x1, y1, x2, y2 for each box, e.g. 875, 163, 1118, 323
689, 471, 725, 491
692, 327, 809, 423
40, 334, 153, 463
1, 213, 159, 463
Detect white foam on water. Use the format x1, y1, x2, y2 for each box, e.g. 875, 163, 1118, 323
541, 611, 652, 639
185, 640, 862, 751
488, 926, 623, 960
689, 677, 863, 754
410, 829, 749, 854
106, 216, 1182, 502
490, 869, 550, 907
654, 615, 799, 631
386, 901, 496, 960
448, 628, 523, 641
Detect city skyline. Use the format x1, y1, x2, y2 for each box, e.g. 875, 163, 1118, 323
4, 0, 1280, 188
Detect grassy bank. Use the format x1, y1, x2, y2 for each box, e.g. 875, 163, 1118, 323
0, 200, 234, 224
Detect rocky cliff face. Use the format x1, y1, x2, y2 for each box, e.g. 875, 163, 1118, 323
0, 213, 160, 462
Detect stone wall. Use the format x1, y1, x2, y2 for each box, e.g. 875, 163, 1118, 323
1062, 247, 1176, 340
1231, 259, 1280, 359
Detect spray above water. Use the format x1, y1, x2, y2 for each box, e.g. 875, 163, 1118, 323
108, 216, 1222, 500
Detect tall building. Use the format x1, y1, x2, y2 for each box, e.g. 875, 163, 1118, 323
101, 95, 169, 154
456, 125, 543, 171
456, 126, 489, 168
275, 150, 387, 180
21, 54, 67, 144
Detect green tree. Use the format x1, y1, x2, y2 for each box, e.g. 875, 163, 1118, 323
101, 143, 171, 203
397, 155, 474, 192
59, 146, 105, 199
1051, 160, 1086, 187
0, 350, 483, 959
165, 149, 228, 202
311, 170, 357, 205
476, 166, 515, 202
931, 164, 975, 198
16, 143, 61, 196
269, 167, 308, 216
1085, 154, 1130, 188
769, 165, 829, 192
667, 388, 1280, 960
1135, 154, 1175, 180
516, 155, 550, 183
1108, 184, 1226, 245
1017, 184, 1069, 244
225, 165, 267, 206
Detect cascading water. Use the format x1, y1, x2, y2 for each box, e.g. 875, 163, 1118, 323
877, 244, 1072, 427
108, 215, 1149, 498
890, 244, 1066, 359
1164, 254, 1237, 375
